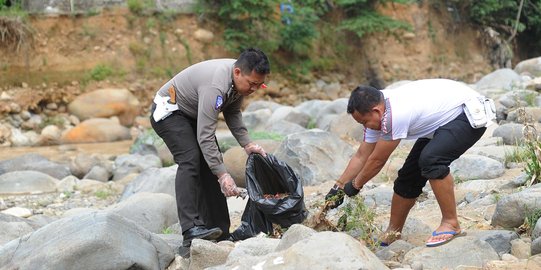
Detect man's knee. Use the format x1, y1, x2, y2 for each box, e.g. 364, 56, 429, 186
393, 183, 423, 199
418, 154, 450, 180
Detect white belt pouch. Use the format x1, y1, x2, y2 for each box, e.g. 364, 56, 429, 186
152, 93, 179, 122
463, 96, 496, 128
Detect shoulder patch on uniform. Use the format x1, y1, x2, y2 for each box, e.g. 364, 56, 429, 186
215, 95, 223, 110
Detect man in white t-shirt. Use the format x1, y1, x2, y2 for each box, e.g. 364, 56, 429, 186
325, 79, 486, 247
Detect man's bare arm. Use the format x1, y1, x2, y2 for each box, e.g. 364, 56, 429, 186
353, 139, 401, 188
335, 141, 376, 188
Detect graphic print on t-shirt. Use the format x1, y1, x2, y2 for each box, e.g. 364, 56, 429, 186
381, 98, 393, 140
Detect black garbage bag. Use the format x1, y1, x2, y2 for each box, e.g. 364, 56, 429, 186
230, 153, 307, 241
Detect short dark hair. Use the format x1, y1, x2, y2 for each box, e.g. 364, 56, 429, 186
235, 48, 270, 75
347, 85, 384, 114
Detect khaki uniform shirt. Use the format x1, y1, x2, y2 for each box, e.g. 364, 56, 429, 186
156, 59, 251, 175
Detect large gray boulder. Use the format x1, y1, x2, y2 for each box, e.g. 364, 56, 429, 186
404, 236, 499, 269
274, 130, 355, 186
470, 230, 519, 256
0, 212, 174, 270
212, 231, 388, 270
106, 192, 178, 234
113, 153, 162, 180
515, 57, 541, 77
327, 113, 364, 141
475, 68, 522, 90
0, 170, 59, 195
0, 153, 71, 179
492, 185, 541, 228
0, 213, 41, 246
120, 166, 177, 201
492, 123, 526, 145
450, 154, 505, 180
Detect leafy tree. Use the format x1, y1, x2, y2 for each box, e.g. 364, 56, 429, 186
463, 0, 541, 57
197, 0, 412, 75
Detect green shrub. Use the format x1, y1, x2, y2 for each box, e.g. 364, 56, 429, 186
523, 138, 541, 186
89, 64, 114, 81
337, 196, 382, 249
520, 207, 541, 236
463, 0, 541, 55
504, 145, 528, 164
336, 0, 413, 38
127, 0, 155, 15
517, 107, 541, 187
197, 0, 411, 76
0, 0, 27, 17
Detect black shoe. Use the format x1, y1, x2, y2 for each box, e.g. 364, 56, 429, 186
182, 226, 223, 247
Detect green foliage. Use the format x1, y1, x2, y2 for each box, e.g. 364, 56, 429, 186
279, 4, 319, 55
524, 93, 538, 106
39, 116, 65, 129
80, 64, 124, 86
94, 189, 113, 199
212, 0, 282, 53
127, 0, 155, 15
337, 196, 382, 249
464, 0, 541, 50
62, 191, 73, 199
0, 0, 27, 17
522, 207, 541, 236
198, 0, 411, 75
218, 138, 238, 153
468, 1, 522, 30
517, 107, 541, 187
162, 227, 174, 234
130, 128, 165, 154
523, 138, 541, 186
89, 64, 114, 81
249, 130, 284, 141
504, 145, 528, 164
217, 130, 283, 153
306, 118, 317, 129
339, 12, 411, 38
336, 0, 412, 38
176, 36, 193, 65
492, 193, 501, 203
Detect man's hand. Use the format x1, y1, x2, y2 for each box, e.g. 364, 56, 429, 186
325, 184, 345, 209
244, 142, 267, 157
343, 181, 361, 197
217, 173, 240, 197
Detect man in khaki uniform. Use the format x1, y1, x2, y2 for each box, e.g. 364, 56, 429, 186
150, 48, 269, 250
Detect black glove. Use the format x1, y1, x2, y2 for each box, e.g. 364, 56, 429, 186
325, 184, 345, 209
343, 181, 360, 197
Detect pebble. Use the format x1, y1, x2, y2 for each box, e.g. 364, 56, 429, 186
1, 207, 33, 218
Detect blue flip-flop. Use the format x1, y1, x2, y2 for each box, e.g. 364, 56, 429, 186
425, 230, 464, 247
371, 236, 394, 247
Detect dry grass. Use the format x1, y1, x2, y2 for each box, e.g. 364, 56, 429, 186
0, 16, 32, 52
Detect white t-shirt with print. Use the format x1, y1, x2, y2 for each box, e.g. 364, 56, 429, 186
364, 79, 481, 143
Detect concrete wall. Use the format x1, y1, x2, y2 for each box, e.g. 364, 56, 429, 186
20, 0, 196, 14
